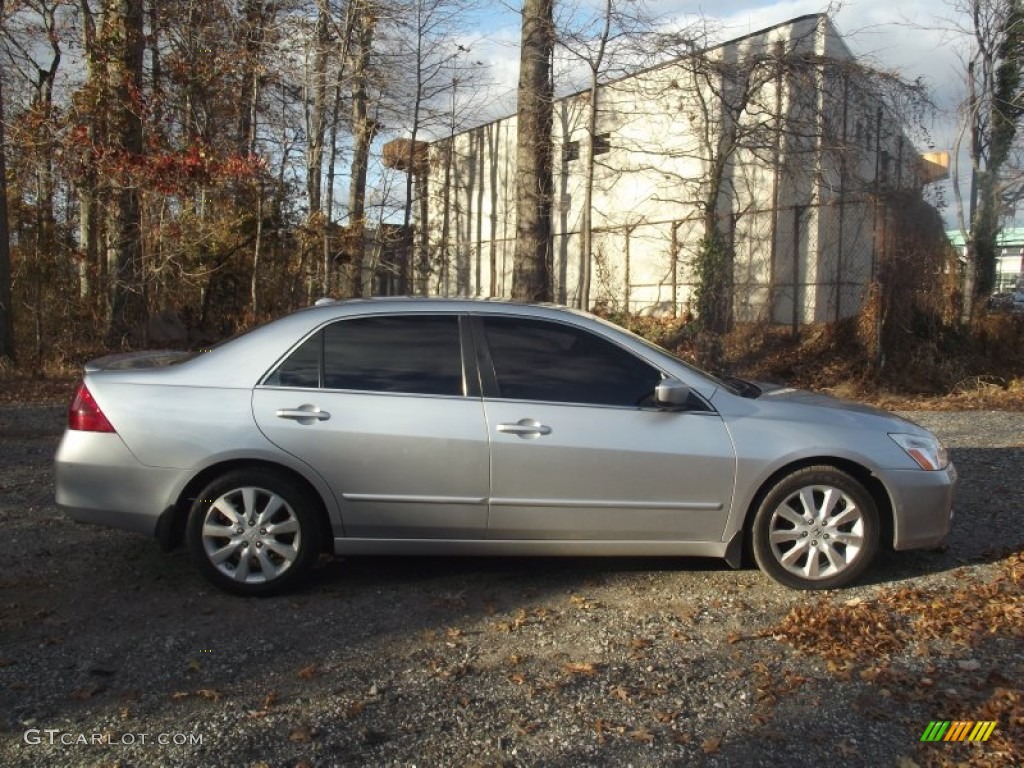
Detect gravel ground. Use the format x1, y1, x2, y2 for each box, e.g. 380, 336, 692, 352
0, 405, 1021, 768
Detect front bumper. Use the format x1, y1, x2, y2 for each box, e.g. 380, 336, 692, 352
55, 431, 187, 537
886, 461, 957, 550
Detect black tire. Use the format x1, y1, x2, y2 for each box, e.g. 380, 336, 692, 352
751, 465, 879, 590
186, 469, 321, 596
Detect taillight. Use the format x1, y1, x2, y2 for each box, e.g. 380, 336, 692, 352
68, 381, 116, 433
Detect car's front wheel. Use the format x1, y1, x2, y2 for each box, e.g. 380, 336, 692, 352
752, 466, 879, 590
186, 469, 321, 596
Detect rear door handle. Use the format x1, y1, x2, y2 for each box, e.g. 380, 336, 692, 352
276, 404, 331, 424
497, 418, 551, 439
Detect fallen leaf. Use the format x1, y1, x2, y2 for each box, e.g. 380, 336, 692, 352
297, 663, 318, 680
261, 691, 278, 709
196, 689, 223, 703
628, 727, 655, 743
563, 661, 600, 676
288, 725, 314, 742
610, 684, 631, 702
702, 735, 722, 754
837, 739, 858, 757
71, 685, 102, 701
346, 699, 367, 718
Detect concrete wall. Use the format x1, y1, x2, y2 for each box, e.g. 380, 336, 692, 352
421, 14, 926, 323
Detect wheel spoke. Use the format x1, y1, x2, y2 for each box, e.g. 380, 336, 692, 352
818, 487, 842, 519
797, 488, 817, 517
803, 549, 821, 579
256, 494, 287, 525
775, 505, 807, 528
265, 518, 299, 536
265, 539, 298, 562
211, 498, 243, 526
831, 529, 862, 545
828, 505, 860, 529
779, 539, 810, 568
256, 548, 281, 577
240, 488, 257, 519
770, 529, 805, 544
233, 549, 252, 581
821, 541, 847, 572
203, 522, 236, 539
208, 539, 243, 565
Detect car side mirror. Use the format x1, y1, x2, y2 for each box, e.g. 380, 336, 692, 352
655, 380, 691, 408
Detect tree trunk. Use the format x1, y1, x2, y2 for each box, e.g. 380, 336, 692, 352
578, 0, 612, 310
346, 0, 375, 298
77, 0, 102, 300
512, 0, 554, 302
0, 29, 13, 363
104, 0, 148, 347
305, 1, 331, 218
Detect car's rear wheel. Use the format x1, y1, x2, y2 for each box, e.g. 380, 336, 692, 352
752, 466, 879, 590
186, 469, 321, 596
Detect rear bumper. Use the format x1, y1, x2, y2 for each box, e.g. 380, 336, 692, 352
886, 462, 957, 550
55, 431, 187, 537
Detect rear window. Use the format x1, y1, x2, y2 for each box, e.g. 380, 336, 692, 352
265, 315, 465, 396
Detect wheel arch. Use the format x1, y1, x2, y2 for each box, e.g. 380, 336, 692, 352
740, 456, 895, 560
157, 459, 334, 553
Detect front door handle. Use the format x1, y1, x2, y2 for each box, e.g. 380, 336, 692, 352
497, 418, 552, 439
276, 404, 331, 424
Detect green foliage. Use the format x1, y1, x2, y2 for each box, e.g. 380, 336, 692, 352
692, 227, 731, 334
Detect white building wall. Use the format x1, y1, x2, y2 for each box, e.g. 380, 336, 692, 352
422, 14, 926, 324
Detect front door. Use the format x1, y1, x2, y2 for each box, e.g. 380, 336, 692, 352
477, 315, 736, 542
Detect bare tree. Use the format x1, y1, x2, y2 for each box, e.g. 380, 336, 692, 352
385, 0, 477, 294
346, 0, 378, 297
557, 0, 655, 309
949, 0, 1024, 320
512, 0, 555, 301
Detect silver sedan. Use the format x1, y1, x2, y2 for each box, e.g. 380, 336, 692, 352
55, 298, 955, 595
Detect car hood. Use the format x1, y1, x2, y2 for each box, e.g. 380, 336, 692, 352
716, 381, 930, 436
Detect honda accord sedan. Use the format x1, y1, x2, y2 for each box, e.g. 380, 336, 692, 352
55, 298, 955, 595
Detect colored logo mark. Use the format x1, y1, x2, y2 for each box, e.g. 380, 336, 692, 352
920, 721, 997, 742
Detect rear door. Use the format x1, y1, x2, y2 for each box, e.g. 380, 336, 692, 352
476, 314, 736, 542
253, 313, 490, 539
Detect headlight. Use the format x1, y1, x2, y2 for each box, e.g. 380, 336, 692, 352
889, 433, 949, 470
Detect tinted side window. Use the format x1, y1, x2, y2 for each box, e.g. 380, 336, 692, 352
482, 317, 661, 406
266, 333, 322, 388
323, 315, 464, 396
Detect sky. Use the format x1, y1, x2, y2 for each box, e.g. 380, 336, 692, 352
461, 0, 971, 224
